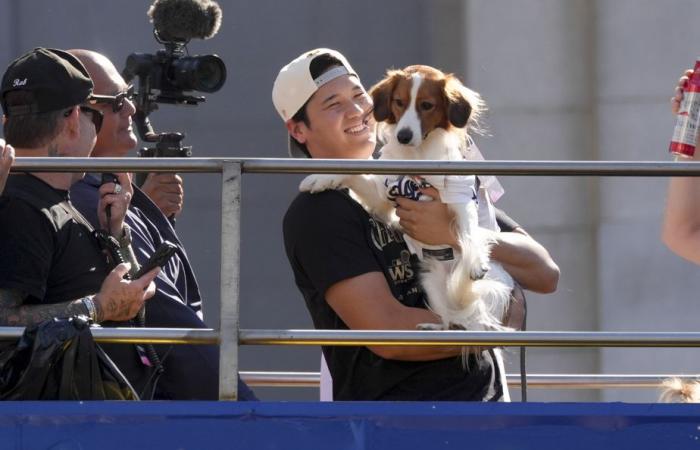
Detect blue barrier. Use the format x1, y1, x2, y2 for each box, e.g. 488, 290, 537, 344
1, 402, 700, 449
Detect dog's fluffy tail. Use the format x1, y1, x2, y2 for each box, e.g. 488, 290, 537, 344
658, 378, 700, 403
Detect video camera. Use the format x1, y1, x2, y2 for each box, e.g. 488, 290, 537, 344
122, 0, 226, 167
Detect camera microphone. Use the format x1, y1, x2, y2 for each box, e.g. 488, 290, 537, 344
148, 0, 222, 43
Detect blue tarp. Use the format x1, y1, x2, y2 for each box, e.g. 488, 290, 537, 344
1, 401, 700, 449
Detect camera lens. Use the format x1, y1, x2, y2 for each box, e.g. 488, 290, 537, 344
170, 55, 227, 93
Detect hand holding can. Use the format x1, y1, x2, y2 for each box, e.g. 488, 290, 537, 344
670, 60, 700, 158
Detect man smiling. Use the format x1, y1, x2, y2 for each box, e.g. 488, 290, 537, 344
275, 48, 559, 401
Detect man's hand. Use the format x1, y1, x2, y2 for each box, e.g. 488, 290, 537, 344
395, 186, 459, 247
93, 263, 159, 322
671, 69, 694, 115
0, 139, 14, 195
141, 173, 184, 218
98, 172, 133, 237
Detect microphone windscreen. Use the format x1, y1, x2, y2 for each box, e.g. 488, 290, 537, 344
148, 0, 222, 42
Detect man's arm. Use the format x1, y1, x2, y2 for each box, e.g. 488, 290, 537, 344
0, 288, 87, 327
662, 167, 700, 264
325, 271, 463, 361
395, 188, 559, 293
490, 228, 559, 293
662, 69, 700, 264
0, 264, 160, 327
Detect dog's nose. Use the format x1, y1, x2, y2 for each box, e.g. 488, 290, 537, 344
397, 128, 413, 145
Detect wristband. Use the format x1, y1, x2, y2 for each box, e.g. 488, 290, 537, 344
81, 295, 98, 322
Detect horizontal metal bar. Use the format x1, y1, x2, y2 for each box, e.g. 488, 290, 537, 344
239, 329, 700, 348
0, 327, 218, 344
240, 371, 321, 388
508, 374, 700, 389
2, 327, 700, 348
239, 159, 700, 177
10, 157, 223, 172
238, 371, 700, 389
89, 327, 219, 344
9, 157, 700, 176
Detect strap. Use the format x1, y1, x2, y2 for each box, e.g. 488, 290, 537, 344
520, 296, 528, 402
60, 200, 96, 233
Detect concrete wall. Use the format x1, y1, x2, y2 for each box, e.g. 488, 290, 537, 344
1, 0, 699, 402
463, 0, 601, 402
595, 0, 700, 402
462, 0, 700, 402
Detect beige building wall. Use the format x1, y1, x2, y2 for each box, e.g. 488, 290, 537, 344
458, 0, 600, 401
441, 0, 700, 402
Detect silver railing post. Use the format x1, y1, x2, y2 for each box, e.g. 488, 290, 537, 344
219, 161, 242, 400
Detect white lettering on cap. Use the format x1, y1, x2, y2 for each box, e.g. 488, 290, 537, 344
12, 78, 27, 87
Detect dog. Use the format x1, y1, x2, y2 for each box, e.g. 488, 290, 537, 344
658, 377, 700, 403
300, 65, 514, 334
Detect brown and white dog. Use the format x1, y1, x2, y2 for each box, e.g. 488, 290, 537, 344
301, 65, 513, 334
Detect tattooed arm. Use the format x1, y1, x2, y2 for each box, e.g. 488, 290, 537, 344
0, 263, 161, 327
0, 288, 89, 327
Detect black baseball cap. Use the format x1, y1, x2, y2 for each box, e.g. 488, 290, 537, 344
1, 47, 94, 116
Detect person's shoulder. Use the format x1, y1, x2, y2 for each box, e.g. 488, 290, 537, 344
284, 190, 365, 234
0, 193, 50, 230
70, 177, 96, 195
287, 189, 357, 214
69, 177, 98, 208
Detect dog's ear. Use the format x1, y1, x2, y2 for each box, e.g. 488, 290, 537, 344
369, 70, 401, 123
445, 75, 472, 129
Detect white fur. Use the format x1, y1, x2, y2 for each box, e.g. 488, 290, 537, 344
299, 75, 514, 335
395, 73, 423, 146
659, 378, 700, 403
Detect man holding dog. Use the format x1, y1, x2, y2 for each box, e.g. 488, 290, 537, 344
0, 48, 159, 333
274, 48, 559, 401
65, 49, 256, 400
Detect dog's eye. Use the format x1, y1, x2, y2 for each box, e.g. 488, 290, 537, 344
393, 98, 404, 108
420, 101, 434, 111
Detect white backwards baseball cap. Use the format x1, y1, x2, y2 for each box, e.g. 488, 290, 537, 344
272, 48, 358, 158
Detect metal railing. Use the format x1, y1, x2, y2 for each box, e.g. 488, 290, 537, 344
238, 371, 700, 389
8, 157, 700, 400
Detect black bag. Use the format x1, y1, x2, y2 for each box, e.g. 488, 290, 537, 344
0, 316, 139, 400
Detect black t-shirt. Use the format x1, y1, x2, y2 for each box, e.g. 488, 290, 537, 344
284, 189, 517, 401
0, 174, 110, 304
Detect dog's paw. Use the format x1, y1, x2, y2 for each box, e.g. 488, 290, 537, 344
416, 322, 446, 331
448, 322, 467, 330
299, 174, 345, 193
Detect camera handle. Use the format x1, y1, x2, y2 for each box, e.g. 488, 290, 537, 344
135, 132, 192, 187
131, 108, 191, 225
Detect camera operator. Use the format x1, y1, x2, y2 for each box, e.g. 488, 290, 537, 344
67, 49, 256, 401
0, 49, 158, 331
0, 139, 12, 194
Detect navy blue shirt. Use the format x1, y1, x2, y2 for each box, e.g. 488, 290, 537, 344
70, 174, 202, 315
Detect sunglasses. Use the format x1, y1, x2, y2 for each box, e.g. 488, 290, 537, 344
88, 85, 134, 113
64, 105, 104, 133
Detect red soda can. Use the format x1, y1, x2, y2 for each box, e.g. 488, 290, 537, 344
670, 59, 700, 158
